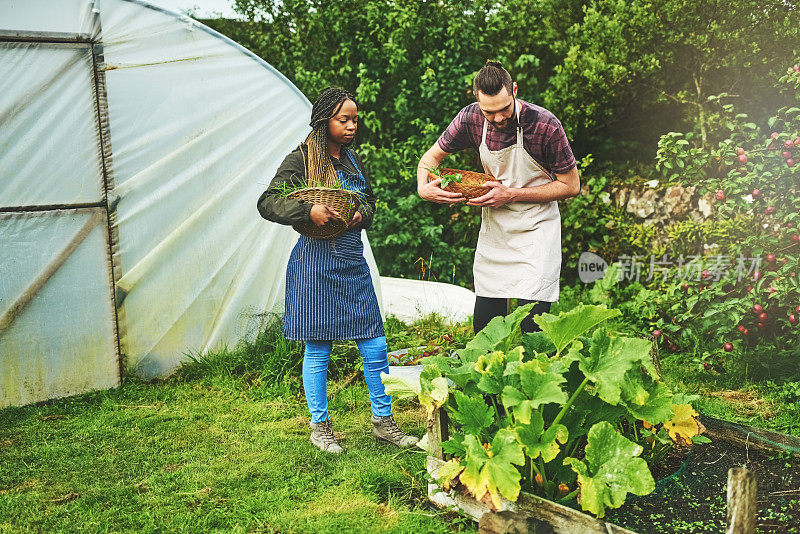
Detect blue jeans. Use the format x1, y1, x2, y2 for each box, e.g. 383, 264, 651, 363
303, 336, 393, 423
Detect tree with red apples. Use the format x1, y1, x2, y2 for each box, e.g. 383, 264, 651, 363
648, 60, 800, 374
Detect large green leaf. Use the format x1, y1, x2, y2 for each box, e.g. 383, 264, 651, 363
518, 360, 568, 408
436, 458, 465, 491
441, 433, 467, 457
451, 390, 494, 436
460, 304, 535, 359
380, 372, 420, 399
578, 329, 653, 405
460, 430, 525, 508
568, 393, 626, 441
564, 421, 655, 517
445, 359, 482, 394
620, 374, 674, 425
533, 304, 621, 354
381, 368, 448, 415
515, 410, 568, 462
521, 331, 556, 356
475, 349, 520, 395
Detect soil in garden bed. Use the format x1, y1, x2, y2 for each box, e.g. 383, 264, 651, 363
604, 426, 800, 533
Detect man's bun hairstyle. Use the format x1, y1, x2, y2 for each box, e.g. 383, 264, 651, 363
473, 60, 513, 97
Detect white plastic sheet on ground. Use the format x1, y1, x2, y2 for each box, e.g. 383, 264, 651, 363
380, 277, 475, 325
0, 0, 383, 407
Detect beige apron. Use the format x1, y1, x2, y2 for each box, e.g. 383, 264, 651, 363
473, 118, 561, 301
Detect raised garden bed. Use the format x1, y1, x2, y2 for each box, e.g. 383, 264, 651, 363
424, 406, 639, 533
424, 406, 800, 533
605, 415, 800, 534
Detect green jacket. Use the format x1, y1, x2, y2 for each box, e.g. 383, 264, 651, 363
257, 144, 377, 230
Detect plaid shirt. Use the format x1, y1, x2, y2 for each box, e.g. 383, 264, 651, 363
437, 100, 576, 175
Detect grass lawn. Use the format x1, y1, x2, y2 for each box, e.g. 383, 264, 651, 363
0, 374, 473, 533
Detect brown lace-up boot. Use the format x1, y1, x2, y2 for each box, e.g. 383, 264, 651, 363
371, 415, 419, 448
310, 419, 343, 453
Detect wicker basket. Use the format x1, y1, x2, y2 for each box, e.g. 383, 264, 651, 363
286, 187, 361, 239
428, 168, 500, 199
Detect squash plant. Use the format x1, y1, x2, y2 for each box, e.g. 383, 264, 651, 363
381, 304, 706, 518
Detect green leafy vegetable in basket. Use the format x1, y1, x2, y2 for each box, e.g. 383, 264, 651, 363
275, 174, 365, 200
425, 165, 463, 189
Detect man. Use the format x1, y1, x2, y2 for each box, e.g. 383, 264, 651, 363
416, 60, 580, 333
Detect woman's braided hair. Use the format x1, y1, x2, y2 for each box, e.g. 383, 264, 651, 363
304, 87, 357, 187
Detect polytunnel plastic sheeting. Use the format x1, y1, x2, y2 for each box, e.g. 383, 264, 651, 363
0, 210, 118, 408
0, 0, 99, 36
0, 42, 105, 207
97, 0, 382, 377
0, 0, 385, 400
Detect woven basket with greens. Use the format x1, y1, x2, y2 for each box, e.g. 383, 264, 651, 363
427, 167, 499, 199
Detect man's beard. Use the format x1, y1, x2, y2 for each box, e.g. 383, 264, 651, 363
492, 119, 514, 131
492, 100, 517, 131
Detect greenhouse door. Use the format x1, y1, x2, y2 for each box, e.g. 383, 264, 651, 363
0, 34, 120, 408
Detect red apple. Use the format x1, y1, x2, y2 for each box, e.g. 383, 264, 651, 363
724, 342, 733, 352
789, 314, 798, 325
752, 188, 761, 197
715, 190, 725, 200
736, 147, 745, 155
758, 322, 765, 328
791, 235, 800, 243
682, 282, 690, 291
788, 159, 796, 167
766, 253, 776, 262
653, 329, 661, 338
737, 325, 746, 333
738, 154, 748, 163
747, 286, 754, 292
759, 312, 768, 321
772, 132, 781, 139
769, 287, 777, 294
753, 271, 762, 280
765, 206, 776, 214
788, 222, 795, 228
796, 305, 800, 314
753, 304, 763, 313
783, 150, 793, 158
785, 140, 795, 148
794, 65, 800, 72
742, 328, 749, 336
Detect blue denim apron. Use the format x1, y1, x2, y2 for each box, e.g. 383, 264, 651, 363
283, 149, 384, 341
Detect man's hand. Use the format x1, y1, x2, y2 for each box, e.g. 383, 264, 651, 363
417, 143, 465, 204
310, 204, 340, 226
418, 176, 465, 204
348, 210, 363, 228
467, 181, 515, 208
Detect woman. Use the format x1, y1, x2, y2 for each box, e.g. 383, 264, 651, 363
257, 87, 417, 453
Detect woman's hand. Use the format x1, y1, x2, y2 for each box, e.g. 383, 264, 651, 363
418, 176, 465, 204
310, 204, 341, 226
348, 211, 363, 228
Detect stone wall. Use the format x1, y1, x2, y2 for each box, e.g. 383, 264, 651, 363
582, 180, 717, 226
